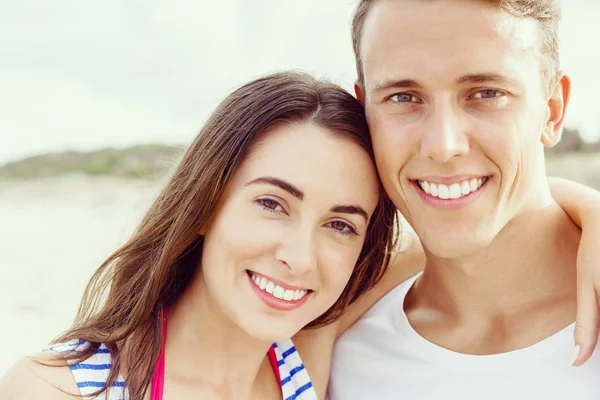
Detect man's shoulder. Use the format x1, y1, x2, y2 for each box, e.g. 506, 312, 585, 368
360, 271, 419, 319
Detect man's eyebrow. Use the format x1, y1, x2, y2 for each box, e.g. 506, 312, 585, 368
457, 73, 517, 86
245, 177, 304, 200
331, 205, 369, 223
372, 79, 423, 94
372, 74, 518, 94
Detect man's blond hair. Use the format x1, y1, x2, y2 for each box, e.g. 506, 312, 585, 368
351, 0, 561, 91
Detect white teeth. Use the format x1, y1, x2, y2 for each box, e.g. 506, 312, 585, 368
449, 183, 462, 199
273, 286, 285, 299
438, 184, 450, 199
266, 281, 275, 294
430, 184, 438, 197
418, 177, 487, 200
461, 181, 471, 196
250, 274, 309, 302
283, 290, 294, 301
469, 178, 478, 192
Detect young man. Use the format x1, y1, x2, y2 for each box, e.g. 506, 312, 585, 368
328, 0, 600, 398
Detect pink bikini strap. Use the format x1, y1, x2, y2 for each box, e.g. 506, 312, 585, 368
150, 308, 168, 400
149, 308, 280, 398
267, 345, 281, 384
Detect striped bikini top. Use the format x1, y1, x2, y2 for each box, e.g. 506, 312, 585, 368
48, 338, 317, 400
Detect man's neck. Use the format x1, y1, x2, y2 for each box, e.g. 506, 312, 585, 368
406, 201, 581, 354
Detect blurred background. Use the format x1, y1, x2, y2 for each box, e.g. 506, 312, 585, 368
0, 0, 598, 374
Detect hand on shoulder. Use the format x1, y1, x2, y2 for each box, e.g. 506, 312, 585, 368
0, 351, 79, 400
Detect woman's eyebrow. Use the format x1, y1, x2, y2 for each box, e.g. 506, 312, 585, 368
245, 176, 304, 200
331, 205, 369, 223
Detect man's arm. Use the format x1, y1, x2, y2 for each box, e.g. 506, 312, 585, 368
335, 233, 425, 338
549, 177, 600, 366
293, 232, 425, 396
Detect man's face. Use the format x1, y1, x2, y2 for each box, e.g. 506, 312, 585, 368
359, 0, 567, 258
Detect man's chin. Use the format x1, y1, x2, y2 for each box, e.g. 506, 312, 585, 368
420, 233, 494, 261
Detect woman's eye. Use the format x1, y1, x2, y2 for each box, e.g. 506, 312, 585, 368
472, 90, 501, 99
326, 221, 358, 237
256, 198, 284, 213
390, 93, 421, 103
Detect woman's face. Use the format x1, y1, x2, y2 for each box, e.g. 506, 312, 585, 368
199, 121, 380, 341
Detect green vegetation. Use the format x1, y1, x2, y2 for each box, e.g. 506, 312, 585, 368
0, 130, 598, 189
544, 128, 600, 189
0, 144, 183, 180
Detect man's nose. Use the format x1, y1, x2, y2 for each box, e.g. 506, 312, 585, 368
420, 100, 469, 163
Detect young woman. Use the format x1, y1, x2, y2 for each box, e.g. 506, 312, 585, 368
2, 71, 600, 400
0, 71, 398, 400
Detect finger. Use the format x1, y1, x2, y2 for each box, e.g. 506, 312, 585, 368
571, 280, 599, 366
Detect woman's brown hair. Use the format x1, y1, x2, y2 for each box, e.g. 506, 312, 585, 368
49, 71, 398, 399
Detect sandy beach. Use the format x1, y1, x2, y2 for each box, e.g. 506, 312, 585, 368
0, 174, 415, 375
1, 156, 595, 375
0, 176, 162, 374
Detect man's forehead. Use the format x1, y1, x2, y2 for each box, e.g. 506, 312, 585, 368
360, 0, 540, 87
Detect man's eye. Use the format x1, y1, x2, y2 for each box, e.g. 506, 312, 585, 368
472, 90, 501, 99
390, 93, 421, 103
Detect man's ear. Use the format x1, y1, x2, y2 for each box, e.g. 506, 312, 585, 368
354, 82, 364, 105
541, 72, 571, 147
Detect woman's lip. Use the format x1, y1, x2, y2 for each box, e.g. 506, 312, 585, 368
246, 270, 311, 292
247, 274, 311, 311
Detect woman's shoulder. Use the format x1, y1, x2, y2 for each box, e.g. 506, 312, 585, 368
0, 340, 126, 400
0, 350, 80, 400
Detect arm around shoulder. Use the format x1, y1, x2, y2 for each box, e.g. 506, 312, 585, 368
0, 352, 80, 400
336, 232, 425, 338
548, 177, 600, 228
292, 232, 425, 397
293, 322, 339, 399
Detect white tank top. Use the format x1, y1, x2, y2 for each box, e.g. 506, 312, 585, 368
328, 274, 600, 400
49, 338, 317, 400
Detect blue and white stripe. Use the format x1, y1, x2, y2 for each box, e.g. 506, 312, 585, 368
47, 339, 128, 400
48, 338, 317, 400
272, 339, 318, 400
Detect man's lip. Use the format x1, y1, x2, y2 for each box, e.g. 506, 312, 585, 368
410, 175, 491, 184
246, 270, 311, 292
411, 176, 490, 209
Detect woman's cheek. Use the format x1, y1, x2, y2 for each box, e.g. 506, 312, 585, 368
222, 209, 284, 250
319, 250, 358, 304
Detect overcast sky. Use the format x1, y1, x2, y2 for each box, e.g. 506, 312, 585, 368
1, 0, 599, 163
